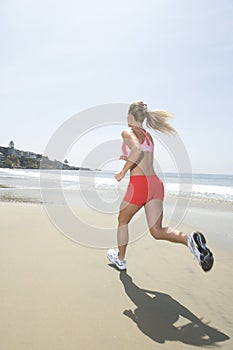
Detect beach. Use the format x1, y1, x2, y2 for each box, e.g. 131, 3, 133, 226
2, 0, 233, 347
0, 197, 232, 350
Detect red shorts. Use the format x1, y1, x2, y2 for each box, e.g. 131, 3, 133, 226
124, 175, 164, 206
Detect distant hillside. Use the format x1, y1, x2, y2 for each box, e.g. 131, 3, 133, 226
0, 142, 91, 171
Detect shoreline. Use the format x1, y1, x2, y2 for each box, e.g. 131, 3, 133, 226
0, 195, 43, 204
0, 192, 232, 209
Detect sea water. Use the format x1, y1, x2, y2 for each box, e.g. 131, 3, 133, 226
0, 168, 232, 205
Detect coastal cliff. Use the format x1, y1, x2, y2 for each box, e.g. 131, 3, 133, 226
0, 142, 91, 170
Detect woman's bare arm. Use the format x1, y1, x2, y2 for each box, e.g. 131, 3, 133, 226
115, 130, 143, 181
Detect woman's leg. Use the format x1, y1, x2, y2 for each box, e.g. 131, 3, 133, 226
144, 199, 187, 245
118, 201, 142, 260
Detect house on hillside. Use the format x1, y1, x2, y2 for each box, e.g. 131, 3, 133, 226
0, 152, 4, 160
0, 141, 39, 159
24, 152, 37, 159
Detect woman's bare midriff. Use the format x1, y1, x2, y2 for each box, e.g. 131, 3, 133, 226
130, 152, 156, 176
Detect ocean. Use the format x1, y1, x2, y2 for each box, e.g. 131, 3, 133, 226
0, 168, 232, 205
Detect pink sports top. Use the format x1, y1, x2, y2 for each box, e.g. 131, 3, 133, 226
122, 127, 154, 155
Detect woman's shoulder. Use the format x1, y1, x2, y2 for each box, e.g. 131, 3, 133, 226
121, 128, 132, 139
145, 129, 154, 143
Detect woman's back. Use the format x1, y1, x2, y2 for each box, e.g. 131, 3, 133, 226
128, 127, 155, 176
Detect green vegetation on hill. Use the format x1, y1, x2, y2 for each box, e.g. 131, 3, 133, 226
0, 155, 41, 169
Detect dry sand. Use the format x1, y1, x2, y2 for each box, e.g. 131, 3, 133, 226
0, 201, 232, 349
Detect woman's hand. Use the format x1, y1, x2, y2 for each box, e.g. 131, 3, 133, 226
114, 171, 125, 182
119, 154, 128, 161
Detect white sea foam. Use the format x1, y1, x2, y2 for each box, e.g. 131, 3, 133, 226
0, 169, 232, 203
0, 168, 40, 178
165, 183, 233, 202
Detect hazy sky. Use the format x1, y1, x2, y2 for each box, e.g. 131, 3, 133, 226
0, 0, 232, 174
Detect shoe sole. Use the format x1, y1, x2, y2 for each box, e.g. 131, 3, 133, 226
193, 232, 214, 272
107, 252, 126, 271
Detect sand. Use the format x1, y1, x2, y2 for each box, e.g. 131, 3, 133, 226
0, 200, 232, 350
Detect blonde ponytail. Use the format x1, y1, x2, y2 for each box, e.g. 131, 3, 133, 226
128, 101, 176, 134
146, 110, 176, 134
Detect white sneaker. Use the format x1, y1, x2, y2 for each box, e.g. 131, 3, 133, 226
107, 249, 127, 270
187, 232, 214, 272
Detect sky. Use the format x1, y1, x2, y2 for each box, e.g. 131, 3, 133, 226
0, 0, 233, 174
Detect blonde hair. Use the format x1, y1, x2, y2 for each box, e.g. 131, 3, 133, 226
128, 101, 176, 134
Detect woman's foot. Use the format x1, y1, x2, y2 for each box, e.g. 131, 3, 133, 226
187, 232, 214, 272
107, 249, 127, 270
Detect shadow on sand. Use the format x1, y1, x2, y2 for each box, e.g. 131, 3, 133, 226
118, 270, 229, 346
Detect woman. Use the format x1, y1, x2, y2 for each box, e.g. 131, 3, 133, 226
107, 101, 213, 272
